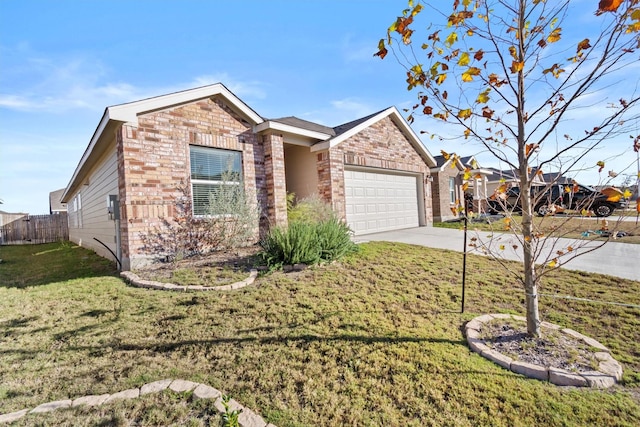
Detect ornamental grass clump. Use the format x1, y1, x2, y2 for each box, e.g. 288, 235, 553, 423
260, 195, 357, 269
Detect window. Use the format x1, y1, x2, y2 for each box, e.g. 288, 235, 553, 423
449, 177, 456, 204
69, 193, 82, 228
189, 146, 242, 215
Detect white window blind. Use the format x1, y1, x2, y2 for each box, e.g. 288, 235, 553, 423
189, 146, 242, 216
449, 177, 456, 204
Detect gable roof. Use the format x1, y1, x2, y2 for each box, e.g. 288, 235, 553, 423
49, 188, 67, 213
332, 110, 385, 136
63, 84, 264, 202
63, 84, 438, 201
431, 154, 466, 172
310, 106, 437, 167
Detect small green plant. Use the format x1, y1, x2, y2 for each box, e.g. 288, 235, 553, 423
220, 395, 242, 427
261, 195, 357, 269
260, 222, 321, 268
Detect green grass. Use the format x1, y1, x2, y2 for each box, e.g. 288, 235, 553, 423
436, 214, 640, 244
1, 241, 639, 426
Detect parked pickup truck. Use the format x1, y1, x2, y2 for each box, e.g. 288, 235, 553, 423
488, 183, 624, 217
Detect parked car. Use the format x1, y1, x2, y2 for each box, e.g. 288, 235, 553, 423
488, 184, 623, 217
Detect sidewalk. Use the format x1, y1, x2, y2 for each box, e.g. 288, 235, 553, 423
355, 226, 640, 281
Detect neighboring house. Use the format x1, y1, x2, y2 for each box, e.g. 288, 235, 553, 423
62, 83, 437, 270
430, 154, 490, 221
49, 188, 67, 214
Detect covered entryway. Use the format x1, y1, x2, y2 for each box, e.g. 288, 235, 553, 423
344, 168, 421, 235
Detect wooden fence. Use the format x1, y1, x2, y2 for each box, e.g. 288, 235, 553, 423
0, 213, 68, 245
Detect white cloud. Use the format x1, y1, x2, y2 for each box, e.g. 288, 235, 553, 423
188, 74, 268, 100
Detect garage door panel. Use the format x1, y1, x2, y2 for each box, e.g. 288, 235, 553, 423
345, 168, 419, 235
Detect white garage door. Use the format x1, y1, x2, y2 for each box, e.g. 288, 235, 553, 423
344, 168, 420, 235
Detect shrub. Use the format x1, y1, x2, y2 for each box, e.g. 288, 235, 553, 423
140, 177, 260, 263
315, 216, 357, 261
261, 197, 357, 269
287, 194, 335, 224
259, 221, 321, 268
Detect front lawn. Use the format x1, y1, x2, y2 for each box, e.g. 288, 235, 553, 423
1, 242, 639, 426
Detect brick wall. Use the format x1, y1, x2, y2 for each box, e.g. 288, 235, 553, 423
319, 116, 433, 225
432, 166, 462, 222
117, 96, 267, 268
262, 132, 288, 228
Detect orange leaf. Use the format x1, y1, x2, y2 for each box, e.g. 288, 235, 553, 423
596, 0, 623, 15
374, 39, 388, 59
441, 150, 451, 160
462, 182, 469, 191
577, 38, 591, 52
525, 143, 539, 156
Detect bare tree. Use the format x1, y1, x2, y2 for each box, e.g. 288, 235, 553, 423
376, 0, 640, 336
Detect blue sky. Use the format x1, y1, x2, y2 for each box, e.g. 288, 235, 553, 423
1, 0, 638, 214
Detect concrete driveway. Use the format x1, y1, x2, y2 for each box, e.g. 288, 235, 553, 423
354, 226, 640, 281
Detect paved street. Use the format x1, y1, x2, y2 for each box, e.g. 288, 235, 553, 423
355, 226, 640, 281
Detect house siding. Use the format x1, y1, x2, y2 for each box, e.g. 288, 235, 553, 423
322, 116, 432, 226
68, 141, 119, 262
117, 97, 269, 269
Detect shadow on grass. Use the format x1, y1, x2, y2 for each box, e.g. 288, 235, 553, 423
0, 333, 467, 360
0, 242, 119, 289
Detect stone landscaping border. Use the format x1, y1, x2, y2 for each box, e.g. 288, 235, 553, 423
0, 379, 275, 426
120, 269, 258, 292
465, 313, 623, 388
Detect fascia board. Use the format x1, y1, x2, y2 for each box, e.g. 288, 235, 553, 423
311, 107, 438, 168
109, 84, 264, 125
61, 109, 112, 202
254, 120, 332, 141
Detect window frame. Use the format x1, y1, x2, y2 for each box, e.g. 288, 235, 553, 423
189, 145, 243, 217
449, 177, 457, 204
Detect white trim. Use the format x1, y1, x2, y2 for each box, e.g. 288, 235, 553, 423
254, 120, 332, 140
109, 84, 263, 126
62, 84, 263, 203
310, 106, 437, 167
61, 110, 112, 202
430, 157, 466, 173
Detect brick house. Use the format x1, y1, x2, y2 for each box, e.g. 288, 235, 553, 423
431, 154, 490, 221
62, 84, 437, 270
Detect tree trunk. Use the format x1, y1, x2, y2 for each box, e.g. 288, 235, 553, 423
520, 189, 541, 337
516, 0, 541, 337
